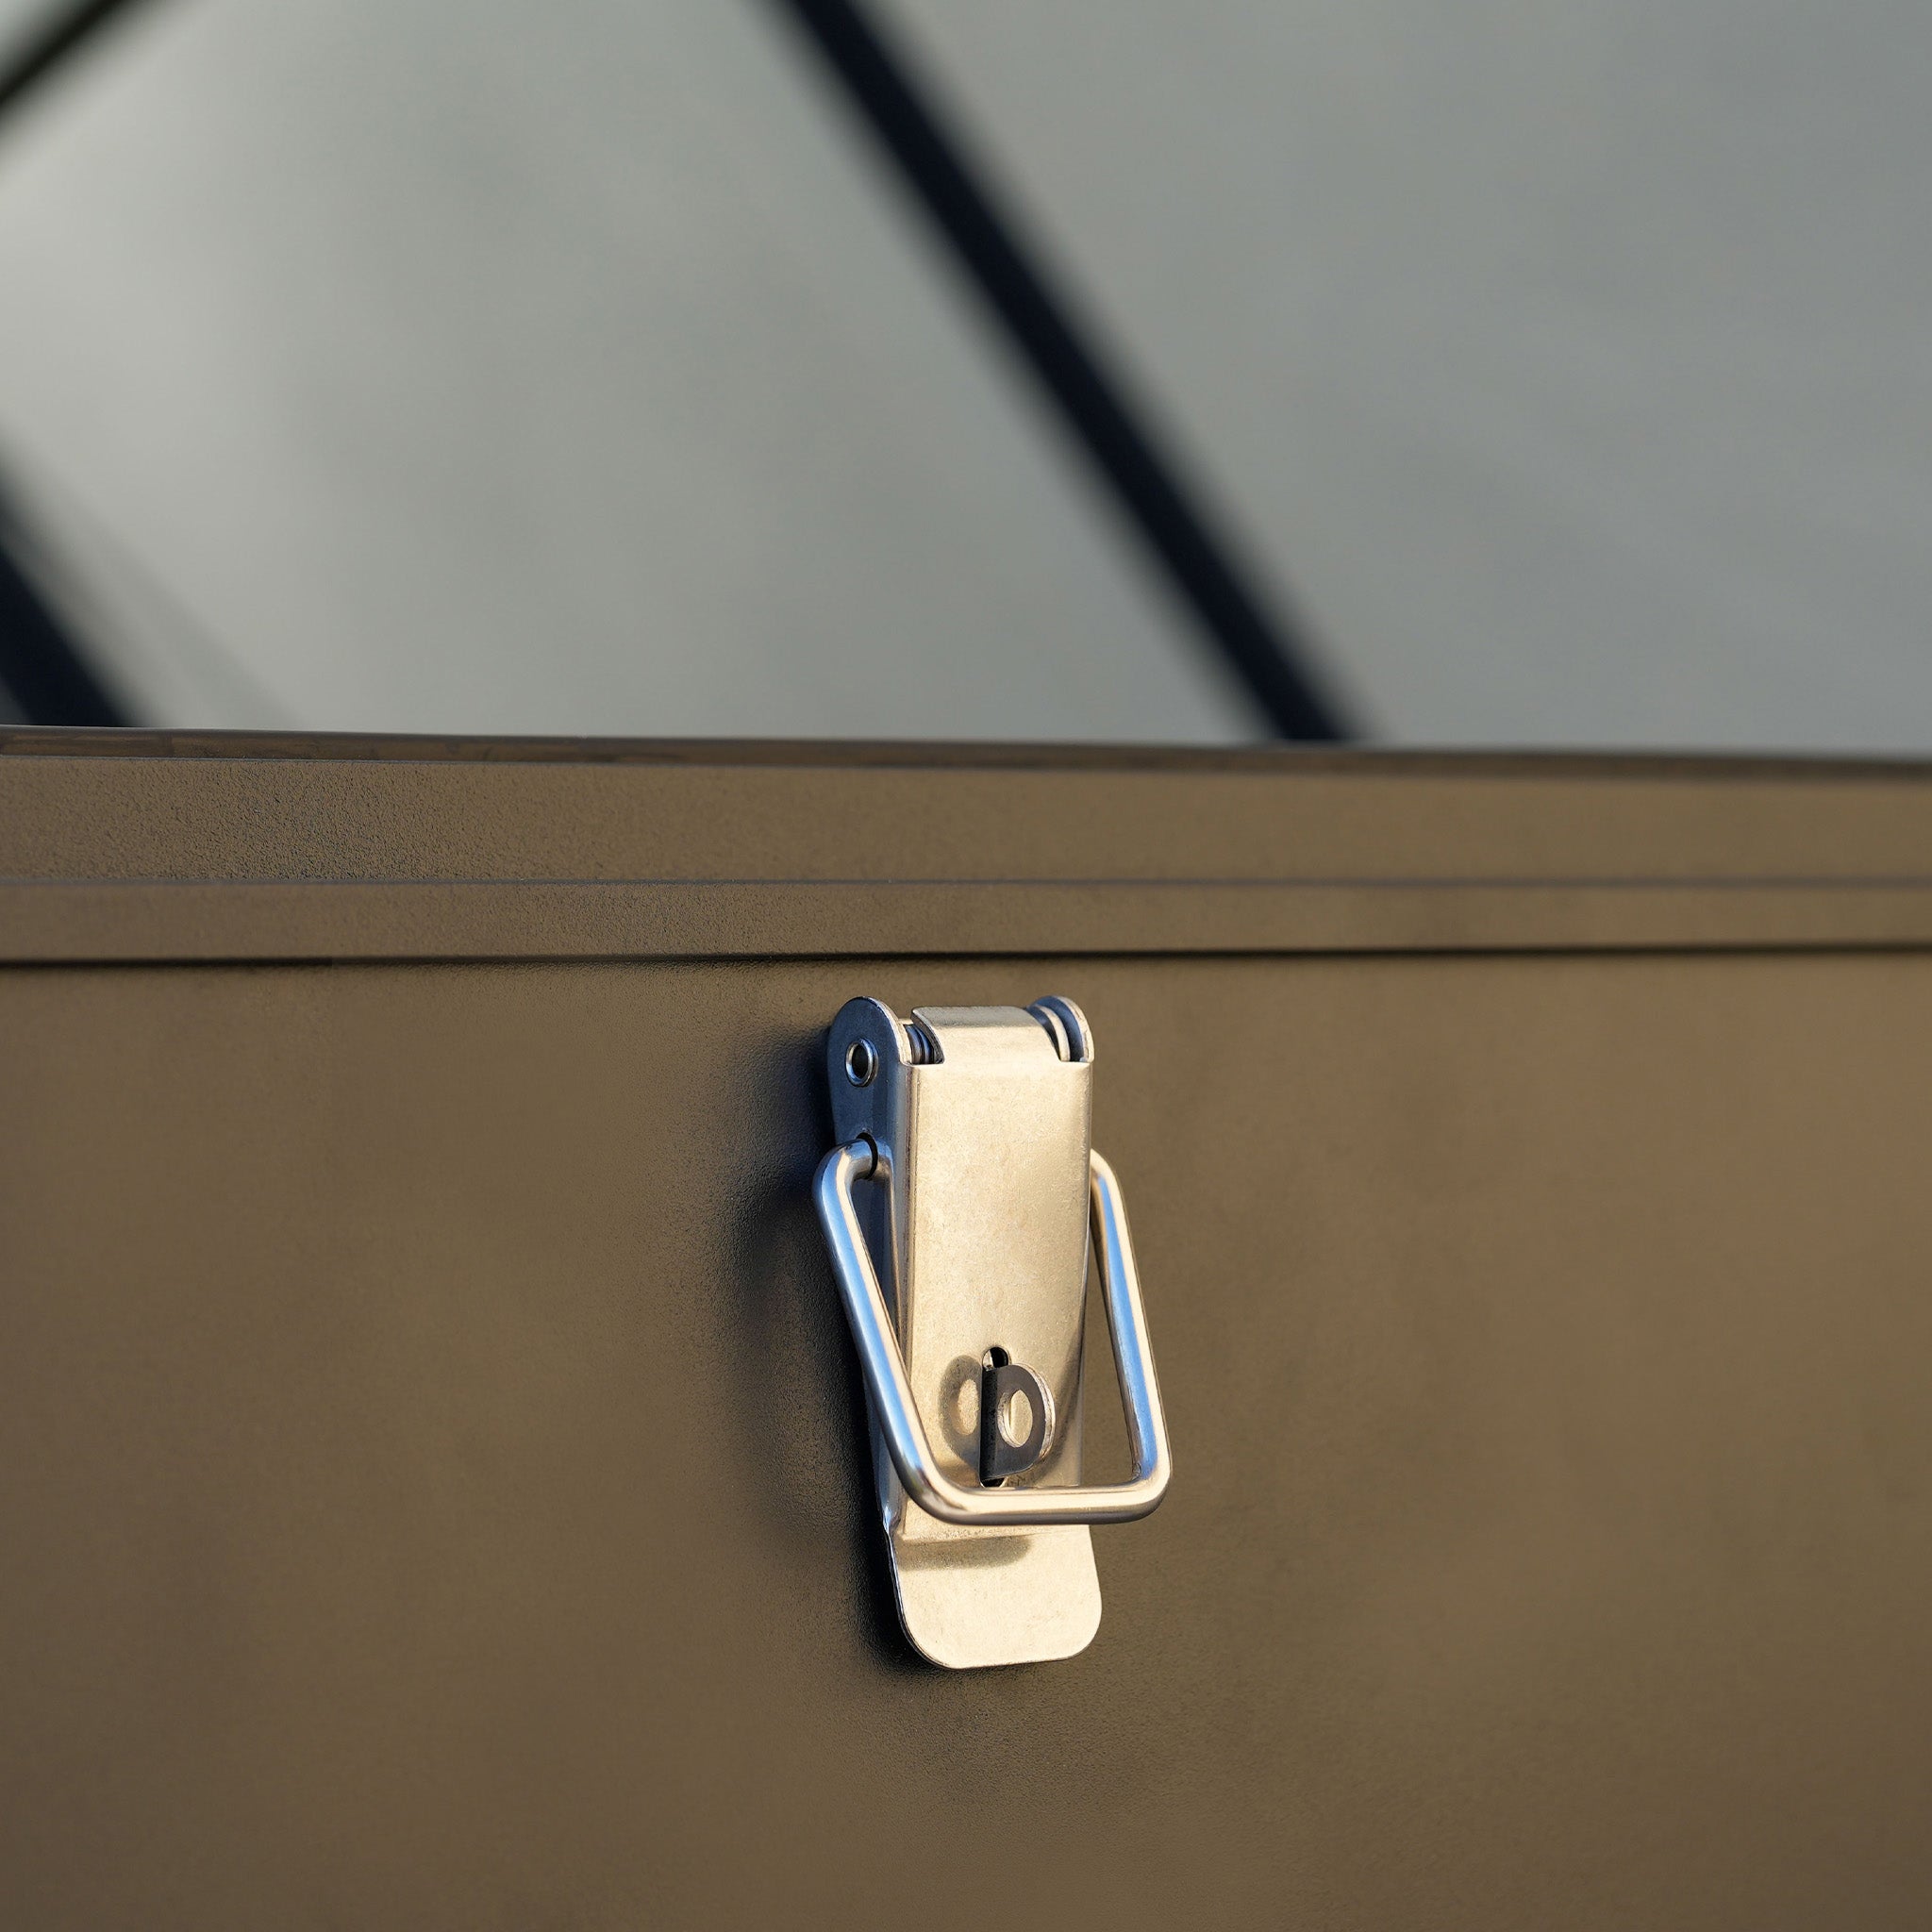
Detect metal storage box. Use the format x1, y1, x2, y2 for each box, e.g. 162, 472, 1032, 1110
3, 733, 1929, 1925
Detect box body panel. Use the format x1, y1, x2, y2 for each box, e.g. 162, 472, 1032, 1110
1, 739, 1929, 1925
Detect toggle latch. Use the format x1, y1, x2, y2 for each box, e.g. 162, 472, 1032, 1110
813, 997, 1172, 1668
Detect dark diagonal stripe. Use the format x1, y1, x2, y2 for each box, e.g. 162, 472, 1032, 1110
770, 0, 1350, 739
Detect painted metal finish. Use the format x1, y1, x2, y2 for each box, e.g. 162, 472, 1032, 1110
3, 740, 1932, 1922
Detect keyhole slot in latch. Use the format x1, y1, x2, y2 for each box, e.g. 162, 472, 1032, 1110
979, 1347, 1055, 1485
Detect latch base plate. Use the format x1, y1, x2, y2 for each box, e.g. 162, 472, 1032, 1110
829, 996, 1104, 1668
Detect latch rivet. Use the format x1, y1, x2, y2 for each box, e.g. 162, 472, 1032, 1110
843, 1039, 879, 1087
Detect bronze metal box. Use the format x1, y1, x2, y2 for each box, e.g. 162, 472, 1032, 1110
3, 731, 1930, 1925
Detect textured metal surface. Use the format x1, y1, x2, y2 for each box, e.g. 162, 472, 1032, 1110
819, 1001, 1108, 1668
829, 1002, 1096, 1526
14, 874, 1932, 961
5, 738, 1932, 964
8, 734, 1932, 886
2, 741, 1931, 1922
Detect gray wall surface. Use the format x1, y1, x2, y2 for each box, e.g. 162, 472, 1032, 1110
0, 0, 1928, 747
0, 0, 1256, 739
887, 0, 1932, 751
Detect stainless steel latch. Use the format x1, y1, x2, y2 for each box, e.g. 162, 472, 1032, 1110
813, 997, 1172, 1668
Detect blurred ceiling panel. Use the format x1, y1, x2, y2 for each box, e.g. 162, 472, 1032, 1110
0, 0, 1257, 738
892, 0, 1932, 751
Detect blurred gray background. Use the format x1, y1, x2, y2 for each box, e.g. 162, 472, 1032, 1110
0, 0, 1928, 746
